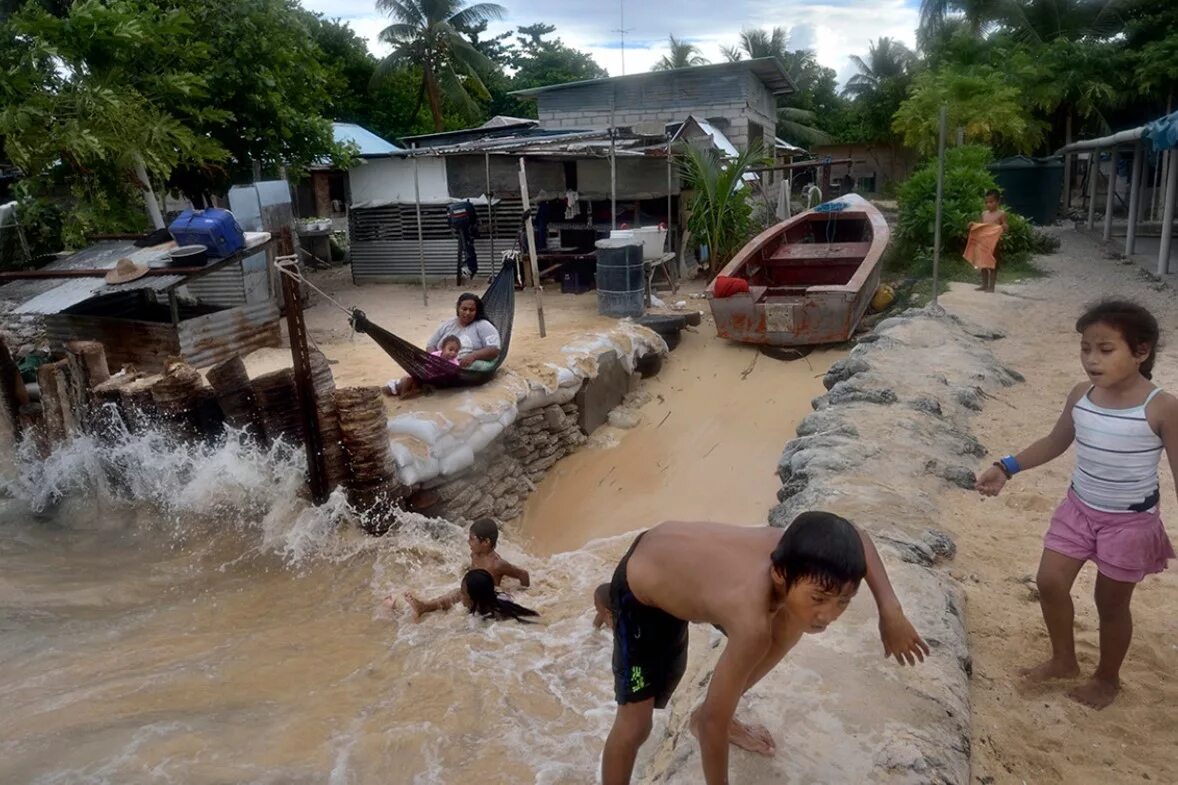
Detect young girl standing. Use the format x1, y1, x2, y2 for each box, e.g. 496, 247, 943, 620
976, 300, 1177, 709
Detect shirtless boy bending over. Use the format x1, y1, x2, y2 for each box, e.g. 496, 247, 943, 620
602, 513, 929, 785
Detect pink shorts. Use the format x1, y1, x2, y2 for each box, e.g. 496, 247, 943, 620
1044, 490, 1177, 583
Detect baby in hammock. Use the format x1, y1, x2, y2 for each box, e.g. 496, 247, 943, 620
384, 335, 461, 398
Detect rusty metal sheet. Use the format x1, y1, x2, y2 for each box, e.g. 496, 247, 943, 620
44, 313, 181, 373
178, 301, 282, 369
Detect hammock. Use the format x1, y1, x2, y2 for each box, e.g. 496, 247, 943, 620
350, 259, 515, 389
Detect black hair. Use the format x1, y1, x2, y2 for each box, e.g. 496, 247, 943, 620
1076, 299, 1160, 380
456, 292, 488, 322
462, 569, 539, 624
470, 517, 498, 547
771, 512, 867, 592
984, 188, 1000, 200
439, 335, 462, 349
594, 582, 612, 610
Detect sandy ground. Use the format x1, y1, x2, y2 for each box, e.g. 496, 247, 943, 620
938, 230, 1178, 785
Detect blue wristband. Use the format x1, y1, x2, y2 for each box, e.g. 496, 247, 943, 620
999, 455, 1021, 476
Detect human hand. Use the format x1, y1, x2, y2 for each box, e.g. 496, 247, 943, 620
458, 355, 475, 368
879, 608, 929, 666
975, 465, 1008, 497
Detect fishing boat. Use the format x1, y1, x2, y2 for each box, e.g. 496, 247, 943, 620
705, 193, 890, 347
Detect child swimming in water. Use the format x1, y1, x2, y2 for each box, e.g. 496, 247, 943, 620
460, 568, 539, 623
975, 300, 1176, 709
394, 518, 531, 620
384, 334, 461, 397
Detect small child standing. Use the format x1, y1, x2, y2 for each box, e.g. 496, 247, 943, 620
976, 300, 1176, 709
385, 335, 461, 398
397, 518, 531, 620
963, 189, 1009, 293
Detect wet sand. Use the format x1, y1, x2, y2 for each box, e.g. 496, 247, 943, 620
937, 231, 1178, 784
520, 329, 839, 554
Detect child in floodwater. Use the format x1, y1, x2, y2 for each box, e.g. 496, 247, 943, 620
964, 188, 1009, 293
393, 518, 531, 620
384, 334, 461, 398
460, 568, 539, 623
975, 300, 1176, 710
601, 513, 928, 785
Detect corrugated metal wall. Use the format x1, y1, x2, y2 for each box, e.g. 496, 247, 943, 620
350, 199, 525, 283
184, 265, 246, 306
178, 300, 282, 369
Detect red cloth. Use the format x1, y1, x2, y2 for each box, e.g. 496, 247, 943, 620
713, 276, 750, 298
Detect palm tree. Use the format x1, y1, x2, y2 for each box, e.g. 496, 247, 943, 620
721, 27, 789, 62
678, 142, 768, 277
843, 37, 915, 99
918, 0, 1001, 41
652, 35, 709, 70
375, 0, 505, 132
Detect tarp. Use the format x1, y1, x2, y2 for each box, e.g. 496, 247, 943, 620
1144, 110, 1178, 153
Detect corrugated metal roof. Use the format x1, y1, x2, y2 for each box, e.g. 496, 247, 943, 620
333, 122, 404, 157
510, 58, 795, 98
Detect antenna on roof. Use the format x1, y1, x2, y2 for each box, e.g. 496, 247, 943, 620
611, 0, 633, 75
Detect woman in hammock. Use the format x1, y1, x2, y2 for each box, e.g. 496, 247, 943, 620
385, 292, 501, 396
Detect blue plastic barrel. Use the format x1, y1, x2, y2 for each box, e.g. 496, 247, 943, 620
595, 239, 644, 318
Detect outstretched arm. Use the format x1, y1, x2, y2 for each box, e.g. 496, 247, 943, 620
698, 631, 770, 785
858, 529, 930, 666
404, 588, 461, 619
497, 558, 530, 588
976, 382, 1085, 496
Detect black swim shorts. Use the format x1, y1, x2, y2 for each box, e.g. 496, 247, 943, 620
610, 532, 689, 709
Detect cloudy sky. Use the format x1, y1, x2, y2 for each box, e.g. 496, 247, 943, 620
301, 0, 921, 87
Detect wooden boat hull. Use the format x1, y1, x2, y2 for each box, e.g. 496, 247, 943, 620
705, 194, 890, 347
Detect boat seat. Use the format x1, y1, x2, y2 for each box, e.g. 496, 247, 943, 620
768, 241, 873, 263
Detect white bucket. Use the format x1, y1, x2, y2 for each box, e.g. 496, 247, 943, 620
610, 226, 666, 260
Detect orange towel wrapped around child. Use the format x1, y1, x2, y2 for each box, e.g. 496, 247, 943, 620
963, 222, 1003, 270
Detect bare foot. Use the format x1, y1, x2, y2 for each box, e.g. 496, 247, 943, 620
402, 592, 426, 621
1019, 657, 1080, 683
689, 710, 776, 756
1068, 677, 1120, 710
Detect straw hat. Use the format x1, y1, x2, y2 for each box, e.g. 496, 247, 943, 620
105, 258, 150, 285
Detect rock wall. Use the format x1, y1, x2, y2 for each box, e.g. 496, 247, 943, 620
637, 307, 1024, 785
423, 402, 587, 522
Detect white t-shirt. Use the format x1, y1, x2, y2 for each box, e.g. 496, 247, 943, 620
426, 318, 501, 358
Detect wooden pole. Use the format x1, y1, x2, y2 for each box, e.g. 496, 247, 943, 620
132, 152, 166, 230
1063, 113, 1074, 210
1087, 148, 1100, 230
485, 152, 495, 272
1126, 140, 1144, 257
931, 104, 947, 308
278, 258, 330, 504
517, 158, 547, 338
412, 144, 428, 307
1158, 151, 1178, 276
1103, 147, 1120, 243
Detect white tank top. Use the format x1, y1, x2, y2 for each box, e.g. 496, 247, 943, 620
1071, 387, 1164, 512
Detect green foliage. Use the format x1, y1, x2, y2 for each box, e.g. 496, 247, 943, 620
678, 142, 768, 277
6, 181, 63, 262
653, 35, 709, 71
893, 63, 1048, 156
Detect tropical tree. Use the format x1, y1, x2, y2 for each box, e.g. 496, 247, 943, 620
678, 142, 768, 277
375, 0, 506, 131
653, 35, 709, 70
843, 37, 915, 99
722, 26, 789, 62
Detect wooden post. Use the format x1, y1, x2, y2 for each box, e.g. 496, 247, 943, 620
517, 158, 547, 338
411, 144, 428, 306
206, 355, 265, 442
1063, 113, 1074, 210
1086, 148, 1100, 230
278, 257, 329, 504
1103, 147, 1119, 243
1126, 140, 1144, 257
1158, 152, 1178, 276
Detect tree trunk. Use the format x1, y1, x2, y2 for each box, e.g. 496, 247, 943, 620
424, 66, 444, 132
1063, 112, 1073, 210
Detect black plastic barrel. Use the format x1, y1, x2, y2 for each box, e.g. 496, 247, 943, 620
988, 155, 1065, 225
595, 239, 644, 318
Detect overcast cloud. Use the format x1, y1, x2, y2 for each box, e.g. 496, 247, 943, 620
302, 0, 920, 88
